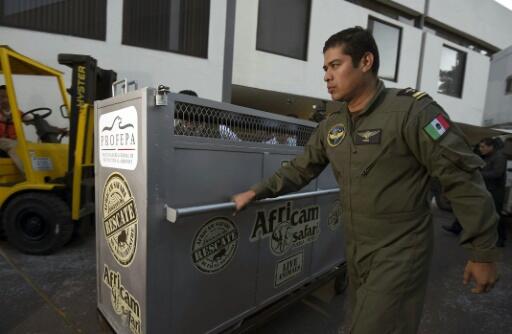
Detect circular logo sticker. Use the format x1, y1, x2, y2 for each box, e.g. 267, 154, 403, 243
103, 173, 138, 267
192, 217, 238, 274
328, 200, 342, 231
270, 223, 293, 256
327, 123, 346, 147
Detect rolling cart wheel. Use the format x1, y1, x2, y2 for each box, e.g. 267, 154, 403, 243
3, 192, 73, 254
334, 265, 348, 295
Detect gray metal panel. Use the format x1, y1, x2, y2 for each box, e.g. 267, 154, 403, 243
171, 148, 263, 207
310, 194, 345, 277
167, 211, 258, 334
95, 90, 148, 334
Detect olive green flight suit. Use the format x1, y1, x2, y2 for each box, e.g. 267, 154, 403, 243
251, 81, 499, 334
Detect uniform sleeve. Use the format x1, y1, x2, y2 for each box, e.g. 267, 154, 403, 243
403, 100, 500, 262
250, 123, 330, 200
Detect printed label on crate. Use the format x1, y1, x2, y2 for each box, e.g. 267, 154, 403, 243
99, 106, 138, 170
103, 172, 138, 267
274, 251, 304, 288
328, 200, 342, 231
191, 217, 238, 274
250, 201, 320, 256
103, 264, 143, 334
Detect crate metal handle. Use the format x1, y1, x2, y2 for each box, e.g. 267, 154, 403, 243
165, 188, 339, 223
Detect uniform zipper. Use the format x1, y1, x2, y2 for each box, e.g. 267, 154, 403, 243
360, 138, 396, 176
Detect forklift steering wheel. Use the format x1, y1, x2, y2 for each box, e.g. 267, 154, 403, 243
24, 107, 52, 119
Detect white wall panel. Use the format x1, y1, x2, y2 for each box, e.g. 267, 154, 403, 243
419, 33, 490, 125
483, 46, 512, 125
428, 0, 512, 50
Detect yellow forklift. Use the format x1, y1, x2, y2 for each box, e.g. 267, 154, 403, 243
0, 46, 115, 254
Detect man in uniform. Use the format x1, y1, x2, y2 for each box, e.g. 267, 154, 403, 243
232, 27, 499, 333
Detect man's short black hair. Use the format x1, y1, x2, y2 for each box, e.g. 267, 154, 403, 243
323, 26, 380, 75
480, 137, 495, 147
0, 85, 6, 90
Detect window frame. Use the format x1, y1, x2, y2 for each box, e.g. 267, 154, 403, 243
255, 0, 312, 61
506, 75, 512, 95
367, 16, 402, 82
437, 44, 467, 99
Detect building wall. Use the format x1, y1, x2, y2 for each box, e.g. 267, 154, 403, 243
428, 0, 512, 49
0, 0, 228, 139
233, 0, 422, 102
484, 46, 512, 125
419, 33, 490, 125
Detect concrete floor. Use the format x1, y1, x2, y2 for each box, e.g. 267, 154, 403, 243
0, 207, 510, 334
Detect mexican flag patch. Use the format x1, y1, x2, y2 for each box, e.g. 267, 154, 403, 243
424, 114, 450, 140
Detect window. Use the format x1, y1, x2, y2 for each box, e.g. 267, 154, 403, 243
437, 45, 467, 98
506, 76, 512, 95
256, 0, 311, 60
0, 0, 106, 40
368, 17, 402, 82
123, 0, 210, 58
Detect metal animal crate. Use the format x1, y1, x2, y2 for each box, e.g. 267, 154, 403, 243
95, 87, 345, 334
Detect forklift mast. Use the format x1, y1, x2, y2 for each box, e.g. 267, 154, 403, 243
57, 54, 116, 220
58, 54, 116, 174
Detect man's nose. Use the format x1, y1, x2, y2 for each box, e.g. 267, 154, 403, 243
324, 71, 331, 82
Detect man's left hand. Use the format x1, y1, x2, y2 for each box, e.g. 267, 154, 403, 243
463, 260, 498, 293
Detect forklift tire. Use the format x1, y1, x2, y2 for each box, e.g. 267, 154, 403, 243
334, 265, 348, 295
3, 192, 73, 254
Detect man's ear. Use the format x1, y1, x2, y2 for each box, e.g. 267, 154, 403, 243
359, 52, 375, 73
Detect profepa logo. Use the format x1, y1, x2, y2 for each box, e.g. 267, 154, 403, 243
99, 106, 138, 170
250, 202, 320, 256
101, 116, 135, 146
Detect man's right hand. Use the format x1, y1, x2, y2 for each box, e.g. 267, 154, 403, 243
231, 190, 256, 214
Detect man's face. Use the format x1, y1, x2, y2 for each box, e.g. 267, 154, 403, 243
323, 46, 364, 101
479, 142, 493, 156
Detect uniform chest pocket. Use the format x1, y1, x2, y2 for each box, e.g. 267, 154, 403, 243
360, 137, 397, 176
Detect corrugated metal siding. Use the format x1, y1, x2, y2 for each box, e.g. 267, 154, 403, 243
0, 0, 106, 40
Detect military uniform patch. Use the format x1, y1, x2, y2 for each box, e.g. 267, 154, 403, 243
397, 87, 430, 100
354, 129, 382, 145
327, 123, 346, 147
424, 114, 450, 140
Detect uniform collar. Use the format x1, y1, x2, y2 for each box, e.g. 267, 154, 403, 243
341, 80, 386, 118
